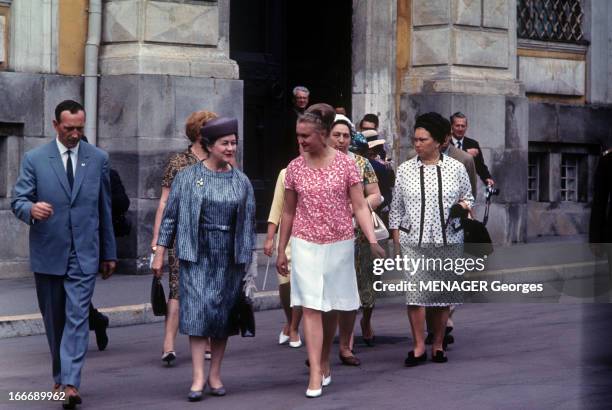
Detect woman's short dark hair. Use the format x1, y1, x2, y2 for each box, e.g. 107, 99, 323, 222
297, 103, 336, 133
414, 112, 450, 144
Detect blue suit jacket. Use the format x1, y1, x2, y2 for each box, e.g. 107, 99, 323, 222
11, 140, 117, 275
157, 163, 256, 267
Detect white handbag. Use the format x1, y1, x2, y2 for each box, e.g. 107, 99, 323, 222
368, 200, 389, 241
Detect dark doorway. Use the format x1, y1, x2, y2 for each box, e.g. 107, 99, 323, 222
286, 1, 353, 111
230, 0, 352, 231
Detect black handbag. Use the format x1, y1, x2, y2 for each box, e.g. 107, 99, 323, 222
447, 204, 494, 257
232, 292, 255, 337
461, 218, 494, 257
150, 277, 167, 316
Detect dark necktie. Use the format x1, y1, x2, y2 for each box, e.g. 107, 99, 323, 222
66, 150, 74, 189
456, 140, 462, 150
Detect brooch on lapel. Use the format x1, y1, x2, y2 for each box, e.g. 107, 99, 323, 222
196, 178, 204, 187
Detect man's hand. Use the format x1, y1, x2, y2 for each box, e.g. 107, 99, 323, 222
466, 148, 479, 157
485, 178, 495, 186
100, 260, 116, 279
31, 202, 54, 221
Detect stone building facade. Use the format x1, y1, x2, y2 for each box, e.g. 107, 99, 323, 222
0, 0, 611, 277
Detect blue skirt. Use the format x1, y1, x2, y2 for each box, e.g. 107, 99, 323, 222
179, 228, 244, 338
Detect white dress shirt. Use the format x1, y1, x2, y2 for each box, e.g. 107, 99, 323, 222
452, 137, 463, 150
55, 138, 80, 175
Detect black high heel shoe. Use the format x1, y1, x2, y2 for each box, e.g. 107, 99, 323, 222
431, 350, 448, 363
187, 390, 203, 402
404, 350, 427, 367
208, 385, 226, 397
161, 351, 176, 366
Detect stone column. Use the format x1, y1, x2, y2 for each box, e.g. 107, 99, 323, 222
352, 0, 397, 142
399, 0, 528, 244
404, 0, 519, 96
97, 0, 243, 273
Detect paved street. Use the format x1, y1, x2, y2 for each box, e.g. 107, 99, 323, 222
1, 300, 611, 410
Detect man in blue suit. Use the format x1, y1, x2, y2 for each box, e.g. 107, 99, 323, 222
11, 100, 116, 409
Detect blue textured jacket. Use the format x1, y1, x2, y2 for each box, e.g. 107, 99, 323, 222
11, 140, 117, 275
157, 163, 256, 266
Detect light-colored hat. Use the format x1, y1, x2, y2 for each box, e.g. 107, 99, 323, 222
333, 113, 354, 131
368, 139, 385, 149
361, 129, 379, 141
362, 129, 383, 149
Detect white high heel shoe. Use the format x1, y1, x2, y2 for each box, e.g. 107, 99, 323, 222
289, 336, 302, 348
322, 372, 332, 387
278, 331, 290, 345
305, 385, 322, 398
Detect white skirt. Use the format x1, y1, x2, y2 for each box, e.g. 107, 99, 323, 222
290, 236, 360, 312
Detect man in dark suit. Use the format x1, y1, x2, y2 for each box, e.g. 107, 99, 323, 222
441, 134, 477, 198
450, 112, 495, 187
283, 86, 310, 165
11, 100, 116, 408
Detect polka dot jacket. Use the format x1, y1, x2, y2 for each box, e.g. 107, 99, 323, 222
389, 154, 474, 246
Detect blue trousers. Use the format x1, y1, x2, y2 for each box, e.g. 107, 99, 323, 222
34, 250, 96, 388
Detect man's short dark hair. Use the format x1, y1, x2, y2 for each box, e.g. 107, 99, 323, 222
55, 100, 85, 123
360, 113, 379, 129
450, 111, 467, 125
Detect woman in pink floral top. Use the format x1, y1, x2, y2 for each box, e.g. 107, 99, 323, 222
276, 103, 385, 398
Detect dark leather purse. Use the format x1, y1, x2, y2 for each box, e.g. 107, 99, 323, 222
232, 292, 255, 337
150, 277, 167, 316
461, 218, 494, 257
447, 204, 494, 257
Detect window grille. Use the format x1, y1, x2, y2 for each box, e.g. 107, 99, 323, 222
528, 153, 541, 201
560, 155, 579, 201
517, 0, 585, 44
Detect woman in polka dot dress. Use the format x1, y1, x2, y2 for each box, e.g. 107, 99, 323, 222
276, 103, 385, 398
389, 112, 474, 366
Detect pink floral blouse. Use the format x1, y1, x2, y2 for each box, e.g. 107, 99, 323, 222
285, 151, 362, 244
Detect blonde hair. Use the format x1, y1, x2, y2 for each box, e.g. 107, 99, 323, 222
298, 103, 335, 134
185, 110, 218, 143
